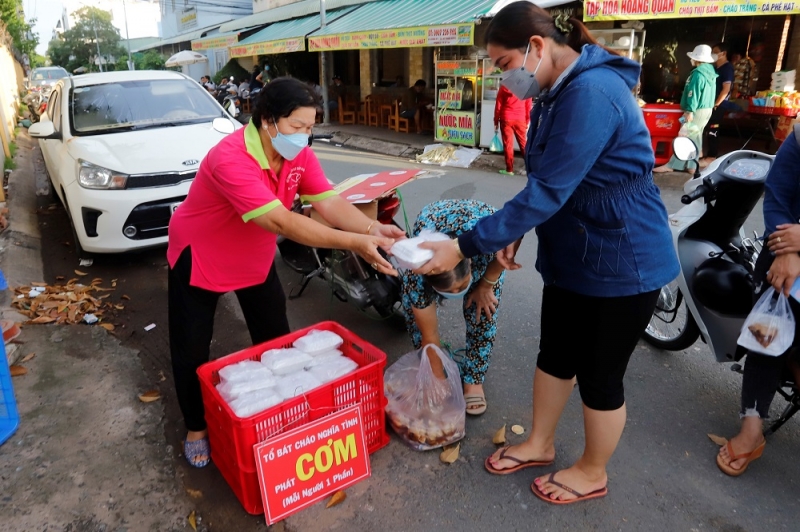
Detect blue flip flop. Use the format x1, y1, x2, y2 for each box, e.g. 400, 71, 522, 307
183, 438, 211, 468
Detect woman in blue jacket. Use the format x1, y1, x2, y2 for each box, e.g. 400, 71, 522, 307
418, 3, 679, 504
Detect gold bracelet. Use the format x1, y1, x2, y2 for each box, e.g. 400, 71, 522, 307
453, 238, 465, 259
365, 221, 376, 235
481, 276, 500, 286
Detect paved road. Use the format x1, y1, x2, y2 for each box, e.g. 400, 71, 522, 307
36, 143, 797, 531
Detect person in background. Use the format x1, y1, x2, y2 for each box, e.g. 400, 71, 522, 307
249, 65, 263, 90
399, 199, 506, 416
167, 77, 404, 468
238, 78, 250, 99
700, 42, 734, 167
200, 76, 215, 92
328, 74, 346, 113
494, 84, 532, 175
255, 65, 272, 85
417, 3, 678, 504
716, 127, 800, 476
400, 79, 430, 134
653, 45, 717, 174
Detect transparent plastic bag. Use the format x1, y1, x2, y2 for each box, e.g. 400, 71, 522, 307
293, 329, 344, 355
678, 122, 701, 138
737, 287, 796, 356
489, 132, 503, 153
384, 344, 466, 451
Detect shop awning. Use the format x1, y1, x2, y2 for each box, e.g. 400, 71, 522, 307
307, 0, 497, 51
229, 7, 359, 58
583, 0, 800, 21
191, 29, 247, 51
219, 0, 381, 34
132, 24, 221, 53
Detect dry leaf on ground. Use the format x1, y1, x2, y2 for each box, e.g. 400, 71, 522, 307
99, 323, 115, 331
187, 510, 197, 531
708, 434, 728, 446
138, 390, 161, 403
440, 443, 460, 464
10, 365, 27, 377
511, 425, 525, 435
121, 294, 131, 300
326, 490, 346, 508
492, 424, 506, 445
11, 277, 123, 327
74, 270, 88, 276
20, 353, 35, 363
186, 488, 202, 498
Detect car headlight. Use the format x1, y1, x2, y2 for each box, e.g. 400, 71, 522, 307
77, 160, 127, 189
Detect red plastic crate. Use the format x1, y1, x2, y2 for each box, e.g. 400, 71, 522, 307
748, 105, 798, 117
197, 321, 389, 515
642, 103, 683, 137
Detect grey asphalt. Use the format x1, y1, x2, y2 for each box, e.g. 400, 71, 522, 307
2, 136, 797, 532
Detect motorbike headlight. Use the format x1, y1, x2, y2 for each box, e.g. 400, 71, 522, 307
77, 160, 127, 189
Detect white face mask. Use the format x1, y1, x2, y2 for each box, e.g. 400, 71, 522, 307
263, 119, 308, 161
500, 42, 545, 100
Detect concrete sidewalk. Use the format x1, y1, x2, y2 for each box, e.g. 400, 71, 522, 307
0, 131, 198, 531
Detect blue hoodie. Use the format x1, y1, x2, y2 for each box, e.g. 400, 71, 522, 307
459, 45, 679, 297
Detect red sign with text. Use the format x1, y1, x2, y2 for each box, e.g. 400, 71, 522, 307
254, 405, 371, 524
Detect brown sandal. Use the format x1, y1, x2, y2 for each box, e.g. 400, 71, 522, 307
531, 472, 608, 505
716, 440, 765, 477
484, 446, 554, 475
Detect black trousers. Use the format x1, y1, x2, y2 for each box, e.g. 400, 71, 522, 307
537, 284, 659, 411
168, 247, 290, 432
705, 106, 726, 158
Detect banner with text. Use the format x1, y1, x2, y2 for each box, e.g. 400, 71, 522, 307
230, 38, 305, 59
309, 24, 474, 51
192, 35, 239, 51
435, 110, 477, 147
583, 0, 800, 20
254, 405, 370, 525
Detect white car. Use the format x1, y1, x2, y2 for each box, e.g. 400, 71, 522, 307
28, 70, 241, 257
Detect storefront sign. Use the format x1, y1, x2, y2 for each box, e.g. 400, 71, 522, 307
192, 34, 239, 51
254, 405, 370, 525
177, 6, 197, 32
230, 38, 305, 58
309, 24, 473, 51
438, 89, 464, 109
435, 111, 476, 146
435, 61, 479, 77
584, 0, 800, 20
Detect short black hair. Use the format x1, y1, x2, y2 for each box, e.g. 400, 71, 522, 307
713, 42, 729, 54
414, 79, 426, 87
252, 76, 321, 128
425, 258, 471, 292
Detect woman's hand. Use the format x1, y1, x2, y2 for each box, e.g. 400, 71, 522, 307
766, 252, 800, 296
466, 281, 499, 320
768, 224, 800, 255
684, 112, 694, 122
496, 238, 523, 270
413, 239, 462, 275
369, 222, 406, 251
351, 234, 398, 276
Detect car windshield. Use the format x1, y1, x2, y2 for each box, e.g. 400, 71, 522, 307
33, 68, 67, 80
70, 79, 222, 133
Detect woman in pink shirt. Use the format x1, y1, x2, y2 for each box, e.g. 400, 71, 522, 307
167, 77, 404, 468
494, 84, 532, 175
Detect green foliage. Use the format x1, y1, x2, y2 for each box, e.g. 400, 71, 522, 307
113, 49, 166, 71
29, 52, 45, 68
0, 0, 38, 55
46, 6, 126, 73
3, 141, 16, 171
212, 59, 249, 85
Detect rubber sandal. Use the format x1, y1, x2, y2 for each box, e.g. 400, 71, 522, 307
716, 440, 765, 477
184, 438, 211, 469
464, 394, 487, 416
531, 472, 608, 505
499, 170, 514, 175
484, 446, 554, 475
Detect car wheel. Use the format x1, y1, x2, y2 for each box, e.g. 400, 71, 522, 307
61, 189, 93, 264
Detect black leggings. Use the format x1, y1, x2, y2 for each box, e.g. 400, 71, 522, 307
537, 285, 659, 411
168, 247, 290, 432
705, 106, 725, 158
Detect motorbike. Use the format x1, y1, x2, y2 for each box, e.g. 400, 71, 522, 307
24, 86, 50, 123
643, 136, 798, 435
277, 141, 406, 318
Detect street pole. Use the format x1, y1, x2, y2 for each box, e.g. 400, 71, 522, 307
91, 10, 103, 72
320, 0, 330, 124
122, 0, 134, 70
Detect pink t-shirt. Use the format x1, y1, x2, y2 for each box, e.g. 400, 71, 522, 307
167, 122, 335, 292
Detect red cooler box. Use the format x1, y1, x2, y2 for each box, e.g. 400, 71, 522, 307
197, 321, 389, 515
642, 103, 683, 165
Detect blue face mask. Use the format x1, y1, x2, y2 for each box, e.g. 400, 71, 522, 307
265, 119, 308, 161
434, 280, 472, 299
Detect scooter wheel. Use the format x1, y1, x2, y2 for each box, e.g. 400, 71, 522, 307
642, 283, 700, 350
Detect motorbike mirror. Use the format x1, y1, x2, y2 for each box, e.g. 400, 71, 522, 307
28, 121, 60, 140
212, 117, 236, 134
673, 137, 699, 162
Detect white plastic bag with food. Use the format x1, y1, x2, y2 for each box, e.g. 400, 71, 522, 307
390, 230, 451, 270
384, 344, 466, 451
737, 287, 795, 356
